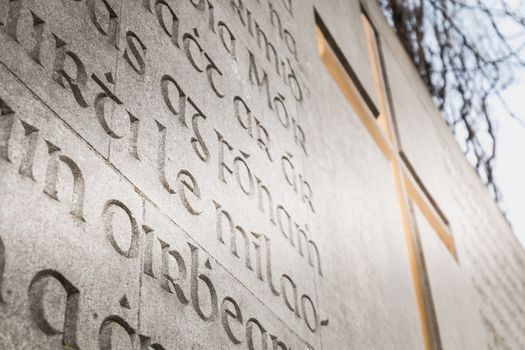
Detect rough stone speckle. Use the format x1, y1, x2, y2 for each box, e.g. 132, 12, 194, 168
0, 0, 523, 349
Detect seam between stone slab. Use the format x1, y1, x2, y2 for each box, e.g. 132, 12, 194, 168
0, 61, 321, 347
118, 0, 144, 335
115, 0, 144, 334
296, 90, 324, 349
301, 126, 323, 350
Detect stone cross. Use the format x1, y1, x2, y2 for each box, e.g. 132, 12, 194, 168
316, 10, 458, 350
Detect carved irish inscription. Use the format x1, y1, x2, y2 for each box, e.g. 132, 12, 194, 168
0, 98, 86, 220
0, 0, 325, 348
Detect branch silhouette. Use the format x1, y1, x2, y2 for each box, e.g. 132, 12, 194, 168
380, 0, 525, 203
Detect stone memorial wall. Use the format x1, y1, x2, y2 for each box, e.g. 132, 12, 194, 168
0, 0, 523, 349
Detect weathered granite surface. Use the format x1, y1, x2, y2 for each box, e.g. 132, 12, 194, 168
0, 0, 523, 349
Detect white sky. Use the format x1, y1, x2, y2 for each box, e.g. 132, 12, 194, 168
494, 69, 525, 247
466, 0, 525, 247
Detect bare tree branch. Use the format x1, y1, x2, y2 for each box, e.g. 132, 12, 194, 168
380, 0, 525, 203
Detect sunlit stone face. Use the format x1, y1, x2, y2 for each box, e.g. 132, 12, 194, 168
0, 1, 521, 349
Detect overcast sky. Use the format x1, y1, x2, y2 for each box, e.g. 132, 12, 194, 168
460, 0, 525, 247
493, 69, 525, 247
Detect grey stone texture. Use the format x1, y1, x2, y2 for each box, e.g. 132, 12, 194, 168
0, 0, 523, 349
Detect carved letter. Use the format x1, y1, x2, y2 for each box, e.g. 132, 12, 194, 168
0, 97, 15, 162
262, 234, 280, 297
268, 2, 283, 37
92, 72, 140, 144
123, 31, 147, 75
230, 0, 247, 26
189, 243, 219, 322
93, 94, 124, 139
183, 31, 205, 73
204, 53, 225, 98
188, 98, 210, 162
218, 21, 236, 60
213, 201, 253, 270
142, 226, 156, 277
287, 60, 302, 101
86, 0, 119, 48
216, 130, 233, 183
162, 243, 189, 305
293, 119, 307, 155
255, 117, 272, 161
307, 239, 323, 276
43, 143, 86, 221
146, 232, 190, 305
254, 23, 280, 76
207, 0, 216, 33
18, 120, 39, 180
221, 296, 244, 345
103, 199, 141, 258
281, 274, 300, 318
302, 179, 315, 213
280, 153, 296, 191
52, 34, 89, 108
301, 295, 319, 333
98, 315, 137, 349
28, 270, 81, 350
129, 112, 140, 160
28, 11, 45, 65
234, 96, 252, 136
43, 141, 61, 199
161, 75, 187, 127
234, 153, 254, 196
296, 224, 308, 258
276, 205, 293, 245
177, 169, 202, 215
246, 318, 268, 350
273, 94, 289, 128
2, 0, 22, 41
155, 0, 180, 48
271, 335, 288, 350
57, 155, 85, 220
248, 51, 272, 109
155, 120, 176, 194
250, 232, 264, 281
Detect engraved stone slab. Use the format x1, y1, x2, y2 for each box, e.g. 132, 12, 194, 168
0, 65, 143, 349
1, 0, 524, 349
